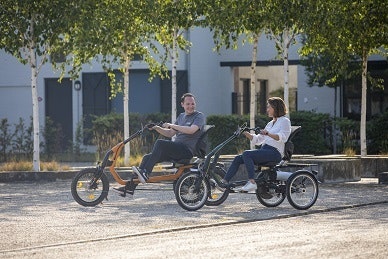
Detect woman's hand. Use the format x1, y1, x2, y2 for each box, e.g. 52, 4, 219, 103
243, 131, 253, 140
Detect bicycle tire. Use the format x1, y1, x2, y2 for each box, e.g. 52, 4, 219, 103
286, 171, 319, 210
205, 166, 230, 206
256, 181, 286, 207
174, 172, 209, 211
71, 168, 109, 207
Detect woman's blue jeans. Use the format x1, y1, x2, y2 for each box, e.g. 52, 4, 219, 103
224, 145, 281, 181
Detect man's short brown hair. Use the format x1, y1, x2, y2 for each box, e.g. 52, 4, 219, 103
181, 93, 196, 103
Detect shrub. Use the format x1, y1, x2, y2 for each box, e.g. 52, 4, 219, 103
0, 118, 12, 162
206, 114, 271, 155
367, 111, 388, 155
289, 111, 332, 155
207, 112, 333, 155
91, 113, 170, 160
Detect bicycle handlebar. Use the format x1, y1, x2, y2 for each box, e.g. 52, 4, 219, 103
144, 121, 164, 129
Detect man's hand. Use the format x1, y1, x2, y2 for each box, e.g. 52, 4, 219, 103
163, 123, 174, 129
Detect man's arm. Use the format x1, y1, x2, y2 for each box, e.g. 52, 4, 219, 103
150, 125, 177, 138
163, 123, 199, 135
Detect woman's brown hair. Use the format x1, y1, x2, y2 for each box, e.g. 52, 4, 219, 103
268, 97, 287, 117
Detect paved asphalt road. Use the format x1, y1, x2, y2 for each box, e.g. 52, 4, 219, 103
0, 178, 387, 258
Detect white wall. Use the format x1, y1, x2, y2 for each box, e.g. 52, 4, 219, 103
188, 28, 233, 115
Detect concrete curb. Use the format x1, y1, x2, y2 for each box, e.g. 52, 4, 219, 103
0, 171, 79, 182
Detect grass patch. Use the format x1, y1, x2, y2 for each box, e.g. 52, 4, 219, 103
114, 154, 144, 167
343, 147, 356, 156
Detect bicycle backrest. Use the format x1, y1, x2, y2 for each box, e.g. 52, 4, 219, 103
192, 125, 215, 158
282, 125, 301, 161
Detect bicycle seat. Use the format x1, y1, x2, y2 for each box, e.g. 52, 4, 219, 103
256, 126, 301, 168
170, 125, 215, 167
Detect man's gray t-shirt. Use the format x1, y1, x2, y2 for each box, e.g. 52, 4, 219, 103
174, 111, 205, 155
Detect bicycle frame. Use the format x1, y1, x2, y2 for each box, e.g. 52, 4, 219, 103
198, 123, 248, 180
91, 127, 145, 186
93, 123, 208, 187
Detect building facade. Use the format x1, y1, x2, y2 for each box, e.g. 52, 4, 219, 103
0, 27, 387, 150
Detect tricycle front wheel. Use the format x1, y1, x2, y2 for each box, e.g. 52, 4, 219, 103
71, 168, 109, 207
206, 166, 230, 206
174, 172, 209, 211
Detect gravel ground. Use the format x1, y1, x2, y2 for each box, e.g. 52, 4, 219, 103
0, 178, 387, 258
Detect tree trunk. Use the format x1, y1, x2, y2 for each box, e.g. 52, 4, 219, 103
124, 57, 130, 165
249, 34, 259, 149
171, 29, 178, 123
31, 47, 40, 172
283, 30, 290, 117
360, 49, 367, 156
29, 17, 40, 172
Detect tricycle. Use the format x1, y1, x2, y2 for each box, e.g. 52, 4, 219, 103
174, 123, 320, 211
70, 123, 225, 207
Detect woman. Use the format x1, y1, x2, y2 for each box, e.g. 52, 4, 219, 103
221, 97, 291, 192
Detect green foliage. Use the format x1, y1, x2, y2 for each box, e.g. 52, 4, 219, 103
289, 111, 332, 155
367, 111, 388, 154
0, 119, 13, 162
207, 112, 334, 156
301, 47, 362, 88
334, 117, 360, 154
42, 117, 64, 160
12, 117, 33, 158
73, 121, 86, 159
0, 117, 33, 162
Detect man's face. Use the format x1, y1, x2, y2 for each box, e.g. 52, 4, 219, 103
181, 96, 196, 114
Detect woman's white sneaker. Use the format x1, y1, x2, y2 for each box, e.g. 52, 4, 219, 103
241, 181, 257, 192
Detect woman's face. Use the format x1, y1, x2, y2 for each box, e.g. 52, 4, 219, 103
181, 96, 196, 115
266, 103, 275, 118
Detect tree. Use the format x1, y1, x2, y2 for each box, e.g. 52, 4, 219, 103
0, 0, 77, 171
204, 0, 267, 147
59, 0, 166, 165
301, 0, 388, 156
263, 0, 305, 115
152, 0, 202, 122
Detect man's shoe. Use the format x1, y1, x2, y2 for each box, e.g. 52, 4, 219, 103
240, 181, 257, 192
112, 186, 132, 197
132, 166, 149, 183
218, 179, 229, 188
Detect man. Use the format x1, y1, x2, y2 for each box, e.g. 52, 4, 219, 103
114, 93, 205, 195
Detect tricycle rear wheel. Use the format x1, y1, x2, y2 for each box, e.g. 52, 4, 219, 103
286, 171, 319, 210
